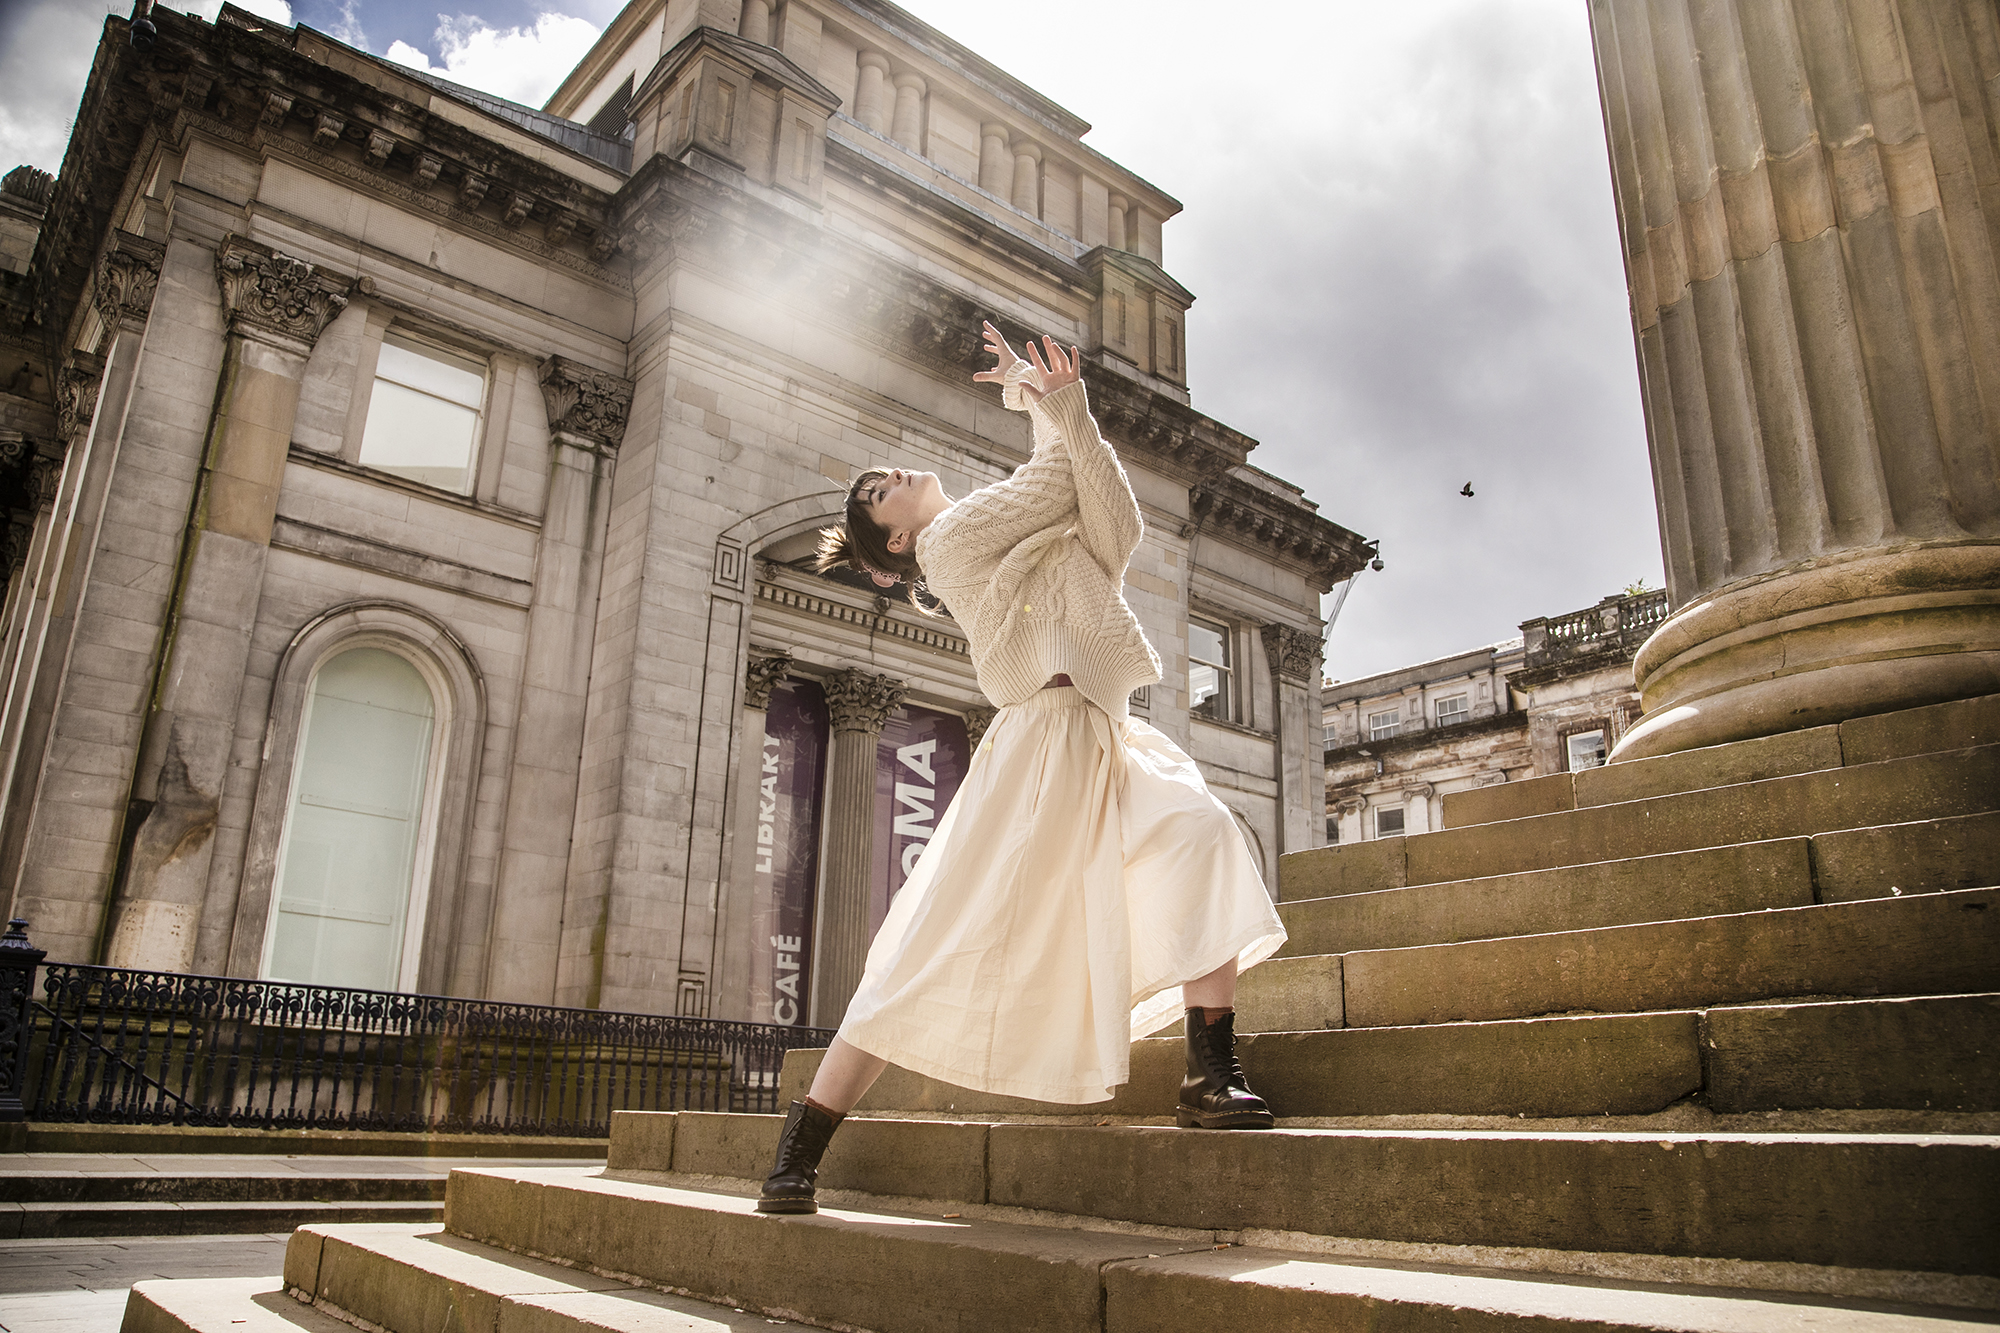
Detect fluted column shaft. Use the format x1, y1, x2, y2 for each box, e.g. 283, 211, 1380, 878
855, 53, 891, 135
811, 668, 905, 1026
1588, 0, 2000, 760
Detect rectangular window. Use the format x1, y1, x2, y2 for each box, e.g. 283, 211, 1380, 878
1374, 805, 1405, 838
1435, 694, 1469, 728
359, 332, 485, 493
1567, 729, 1608, 771
1368, 709, 1400, 740
1325, 817, 1340, 844
1188, 616, 1231, 720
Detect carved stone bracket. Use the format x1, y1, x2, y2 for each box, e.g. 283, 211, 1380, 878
824, 668, 906, 735
56, 353, 105, 445
743, 649, 794, 711
214, 235, 355, 352
538, 356, 635, 455
962, 704, 997, 748
1261, 622, 1321, 685
92, 231, 164, 331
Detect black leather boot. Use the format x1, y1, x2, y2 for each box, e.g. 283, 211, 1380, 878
1176, 1008, 1274, 1129
756, 1099, 842, 1213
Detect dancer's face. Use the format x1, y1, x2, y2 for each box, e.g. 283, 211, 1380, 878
862, 468, 946, 553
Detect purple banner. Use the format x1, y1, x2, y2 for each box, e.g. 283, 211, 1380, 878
870, 705, 972, 934
750, 677, 828, 1027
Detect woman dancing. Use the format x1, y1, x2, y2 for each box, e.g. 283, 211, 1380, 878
759, 323, 1287, 1214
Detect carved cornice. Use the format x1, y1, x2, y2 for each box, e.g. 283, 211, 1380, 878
743, 650, 794, 711
215, 236, 354, 352
1193, 474, 1376, 594
1261, 622, 1321, 685
824, 668, 907, 735
56, 352, 104, 445
92, 231, 163, 329
962, 705, 997, 748
539, 356, 635, 455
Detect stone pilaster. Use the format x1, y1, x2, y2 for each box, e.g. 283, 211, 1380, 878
1263, 622, 1322, 859
104, 235, 353, 972
890, 73, 926, 152
1011, 141, 1042, 216
1588, 0, 2000, 759
0, 232, 158, 934
811, 667, 905, 1026
485, 356, 634, 1004
855, 53, 891, 135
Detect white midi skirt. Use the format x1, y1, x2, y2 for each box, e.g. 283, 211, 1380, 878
838, 686, 1287, 1104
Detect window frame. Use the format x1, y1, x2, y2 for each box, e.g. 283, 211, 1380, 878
1564, 725, 1610, 772
1367, 708, 1401, 741
1187, 613, 1234, 722
350, 321, 495, 498
259, 637, 453, 993
1435, 693, 1470, 728
1374, 805, 1406, 839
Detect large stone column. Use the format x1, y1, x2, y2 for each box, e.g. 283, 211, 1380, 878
1588, 0, 2000, 759
890, 73, 927, 152
103, 235, 351, 971
855, 53, 892, 136
1011, 141, 1043, 216
1262, 623, 1323, 860
485, 358, 632, 1004
810, 667, 903, 1027
979, 124, 1012, 197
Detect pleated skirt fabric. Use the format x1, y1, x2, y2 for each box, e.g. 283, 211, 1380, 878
838, 686, 1286, 1104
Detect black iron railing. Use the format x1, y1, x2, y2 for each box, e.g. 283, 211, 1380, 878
2, 922, 831, 1135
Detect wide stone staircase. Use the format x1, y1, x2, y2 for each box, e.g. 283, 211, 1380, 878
121, 696, 1999, 1330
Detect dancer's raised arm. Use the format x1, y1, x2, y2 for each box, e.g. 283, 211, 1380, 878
1021, 339, 1144, 576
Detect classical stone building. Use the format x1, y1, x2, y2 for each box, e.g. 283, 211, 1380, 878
1322, 588, 1665, 842
0, 0, 1370, 1029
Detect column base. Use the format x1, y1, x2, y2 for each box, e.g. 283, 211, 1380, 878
1612, 541, 2000, 762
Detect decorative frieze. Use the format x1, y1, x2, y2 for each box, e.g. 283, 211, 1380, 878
1261, 622, 1321, 685
743, 650, 794, 710
538, 356, 635, 455
92, 231, 163, 330
1194, 480, 1373, 593
214, 235, 354, 351
824, 668, 906, 735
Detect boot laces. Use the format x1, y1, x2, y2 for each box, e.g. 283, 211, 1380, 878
774, 1108, 834, 1173
1200, 1015, 1247, 1090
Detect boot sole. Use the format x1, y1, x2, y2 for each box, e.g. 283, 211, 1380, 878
755, 1196, 819, 1214
1175, 1105, 1275, 1130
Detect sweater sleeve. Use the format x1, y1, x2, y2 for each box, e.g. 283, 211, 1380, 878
1033, 380, 1143, 573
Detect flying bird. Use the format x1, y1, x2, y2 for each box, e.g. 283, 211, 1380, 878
1460, 483, 1475, 498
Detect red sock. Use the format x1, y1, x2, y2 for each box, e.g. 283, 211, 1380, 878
804, 1095, 845, 1122
1197, 1007, 1233, 1026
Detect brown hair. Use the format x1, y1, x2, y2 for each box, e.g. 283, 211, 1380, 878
815, 468, 941, 614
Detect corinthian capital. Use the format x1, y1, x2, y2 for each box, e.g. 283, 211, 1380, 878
1261, 622, 1321, 685
824, 668, 906, 735
56, 352, 104, 445
743, 649, 794, 711
214, 235, 355, 352
93, 232, 164, 330
538, 356, 635, 455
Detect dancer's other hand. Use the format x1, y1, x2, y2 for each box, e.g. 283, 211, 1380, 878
972, 320, 1024, 385
1022, 336, 1081, 405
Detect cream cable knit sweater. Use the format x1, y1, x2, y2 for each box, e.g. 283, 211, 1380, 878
916, 373, 1163, 724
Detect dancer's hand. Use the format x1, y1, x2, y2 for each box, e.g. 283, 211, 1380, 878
1022, 336, 1081, 405
972, 321, 1024, 385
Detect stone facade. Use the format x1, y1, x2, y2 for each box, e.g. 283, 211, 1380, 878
1323, 589, 1663, 841
0, 0, 1371, 1028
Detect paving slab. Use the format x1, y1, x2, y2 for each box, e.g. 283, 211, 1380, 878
1, 1199, 442, 1241
1341, 889, 2000, 1029
1705, 993, 2000, 1113
0, 1231, 293, 1333
1276, 839, 1813, 960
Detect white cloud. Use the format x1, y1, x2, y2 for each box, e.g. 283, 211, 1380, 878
386, 13, 601, 108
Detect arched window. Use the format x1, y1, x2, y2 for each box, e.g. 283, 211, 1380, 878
262, 646, 442, 990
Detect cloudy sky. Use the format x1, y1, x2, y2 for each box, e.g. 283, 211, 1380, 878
0, 0, 1663, 684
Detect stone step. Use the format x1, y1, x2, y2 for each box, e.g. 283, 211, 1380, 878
1283, 742, 1999, 900
1441, 694, 2000, 830
1273, 812, 2000, 964
1342, 887, 2000, 1029
772, 992, 2000, 1120
450, 1116, 2000, 1282
1, 1198, 441, 1240
120, 1225, 1996, 1333
0, 1169, 450, 1204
